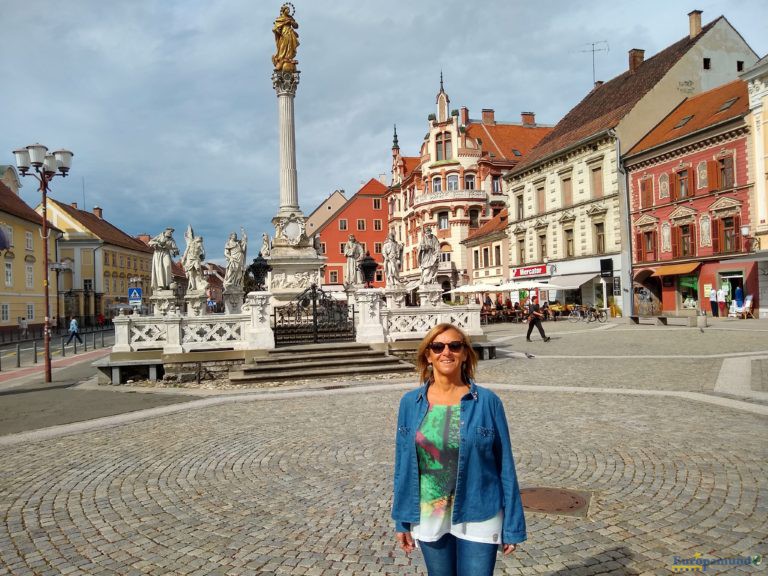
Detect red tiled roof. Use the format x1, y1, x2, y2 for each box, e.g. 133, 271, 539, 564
356, 178, 388, 196
512, 17, 721, 174
627, 80, 748, 156
50, 199, 152, 253
465, 124, 552, 162
0, 180, 45, 226
465, 208, 508, 242
402, 156, 421, 178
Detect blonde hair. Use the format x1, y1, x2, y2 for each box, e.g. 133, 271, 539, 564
416, 323, 478, 385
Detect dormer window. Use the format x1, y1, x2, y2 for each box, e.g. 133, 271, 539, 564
436, 131, 452, 161
674, 115, 693, 129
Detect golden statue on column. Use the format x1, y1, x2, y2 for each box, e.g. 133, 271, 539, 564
272, 3, 299, 72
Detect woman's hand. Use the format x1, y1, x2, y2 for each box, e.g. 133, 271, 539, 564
396, 532, 415, 554
502, 543, 517, 555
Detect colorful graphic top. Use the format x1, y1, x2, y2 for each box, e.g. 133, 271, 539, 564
416, 404, 460, 528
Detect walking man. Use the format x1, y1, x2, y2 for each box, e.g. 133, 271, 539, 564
19, 317, 28, 339
66, 316, 83, 345
709, 287, 718, 317
526, 295, 550, 342
716, 286, 727, 317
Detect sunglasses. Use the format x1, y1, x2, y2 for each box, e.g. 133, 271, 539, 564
427, 340, 466, 353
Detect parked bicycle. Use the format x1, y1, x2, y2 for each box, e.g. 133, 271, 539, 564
585, 305, 607, 323
568, 304, 589, 322
568, 304, 607, 323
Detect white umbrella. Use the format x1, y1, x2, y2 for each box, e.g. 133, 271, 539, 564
444, 283, 501, 295
497, 280, 566, 291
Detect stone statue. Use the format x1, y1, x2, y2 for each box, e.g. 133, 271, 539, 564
313, 232, 323, 256
181, 225, 206, 292
272, 3, 299, 72
343, 234, 365, 285
148, 227, 179, 290
418, 227, 440, 285
261, 233, 272, 257
382, 231, 403, 286
224, 228, 248, 290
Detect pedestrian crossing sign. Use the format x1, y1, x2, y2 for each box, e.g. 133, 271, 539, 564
128, 288, 143, 304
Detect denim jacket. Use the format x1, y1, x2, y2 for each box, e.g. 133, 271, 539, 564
391, 379, 527, 545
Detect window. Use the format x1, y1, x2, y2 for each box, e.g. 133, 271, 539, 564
482, 248, 490, 268
640, 177, 653, 208
329, 271, 338, 283
373, 219, 382, 231
469, 210, 480, 228
737, 60, 744, 72
26, 304, 34, 320
536, 184, 545, 214
438, 211, 449, 230
718, 156, 734, 189
446, 174, 459, 191
25, 231, 33, 251
339, 243, 346, 255
320, 243, 326, 255
25, 265, 33, 289
112, 253, 116, 266
636, 230, 658, 262
473, 249, 479, 269
518, 238, 526, 264
5, 262, 12, 287
712, 215, 741, 254
112, 277, 117, 292
703, 58, 711, 70
494, 245, 501, 266
373, 198, 381, 210
594, 223, 605, 255
591, 166, 603, 199
133, 257, 137, 270
492, 176, 501, 193
375, 270, 383, 282
104, 273, 110, 293
718, 97, 738, 113
84, 279, 93, 292
561, 176, 573, 206
515, 194, 524, 220
1, 304, 8, 321
440, 245, 452, 263
432, 177, 442, 193
2, 225, 13, 247
565, 229, 574, 257
674, 169, 692, 200
357, 219, 366, 231
120, 278, 125, 293
119, 255, 124, 268
339, 219, 348, 231
674, 115, 694, 129
374, 242, 382, 254
435, 131, 452, 160
104, 252, 109, 265
464, 174, 475, 190
538, 234, 547, 260
672, 224, 696, 258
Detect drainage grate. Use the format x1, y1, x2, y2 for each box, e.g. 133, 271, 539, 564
520, 487, 590, 517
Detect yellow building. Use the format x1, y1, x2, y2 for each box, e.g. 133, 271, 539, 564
0, 175, 59, 333
40, 199, 152, 325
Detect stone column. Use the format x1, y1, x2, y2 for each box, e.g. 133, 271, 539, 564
272, 70, 301, 217
244, 291, 275, 350
355, 288, 386, 344
184, 293, 207, 317
150, 289, 177, 316
223, 289, 245, 315
112, 314, 131, 352
384, 287, 408, 310
418, 284, 444, 308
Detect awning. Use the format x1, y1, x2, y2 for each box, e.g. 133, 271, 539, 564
548, 272, 599, 289
650, 262, 700, 277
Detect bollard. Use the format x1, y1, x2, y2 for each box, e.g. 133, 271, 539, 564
16, 344, 21, 368
61, 338, 66, 357
101, 330, 105, 347
83, 334, 88, 352
73, 339, 77, 355
33, 341, 38, 364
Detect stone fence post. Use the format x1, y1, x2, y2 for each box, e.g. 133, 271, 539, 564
355, 288, 386, 344
244, 291, 275, 350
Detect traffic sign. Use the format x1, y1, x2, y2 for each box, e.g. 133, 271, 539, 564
128, 287, 143, 305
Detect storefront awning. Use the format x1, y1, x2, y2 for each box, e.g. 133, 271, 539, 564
548, 272, 599, 289
650, 262, 700, 277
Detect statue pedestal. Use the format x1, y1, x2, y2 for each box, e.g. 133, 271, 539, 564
223, 289, 245, 315
244, 291, 274, 350
184, 291, 207, 317
267, 234, 325, 305
150, 289, 178, 316
418, 284, 444, 308
384, 287, 407, 310
355, 288, 386, 344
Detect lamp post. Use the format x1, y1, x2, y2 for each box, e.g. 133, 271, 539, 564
13, 144, 74, 383
358, 252, 378, 288
740, 224, 760, 253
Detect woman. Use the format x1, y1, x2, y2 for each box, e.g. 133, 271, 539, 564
392, 323, 526, 575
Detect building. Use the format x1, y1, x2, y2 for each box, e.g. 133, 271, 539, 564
305, 189, 347, 239
462, 208, 510, 290
203, 262, 225, 312
388, 81, 552, 296
505, 11, 759, 314
0, 178, 58, 334
313, 178, 388, 287
43, 200, 152, 323
625, 80, 757, 316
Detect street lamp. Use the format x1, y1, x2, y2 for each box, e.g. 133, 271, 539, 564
13, 144, 74, 383
740, 224, 760, 252
358, 252, 378, 288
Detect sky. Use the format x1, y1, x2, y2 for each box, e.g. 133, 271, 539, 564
2, 0, 766, 265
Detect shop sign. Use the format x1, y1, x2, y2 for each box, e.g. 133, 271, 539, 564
612, 277, 621, 296
511, 264, 547, 278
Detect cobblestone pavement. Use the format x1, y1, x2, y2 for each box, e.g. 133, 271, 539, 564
0, 321, 767, 575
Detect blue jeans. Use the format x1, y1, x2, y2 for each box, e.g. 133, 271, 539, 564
419, 534, 498, 576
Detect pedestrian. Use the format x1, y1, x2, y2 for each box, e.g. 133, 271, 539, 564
717, 286, 727, 317
709, 286, 718, 317
66, 316, 83, 345
526, 296, 550, 342
19, 317, 28, 339
392, 323, 526, 575
734, 285, 744, 309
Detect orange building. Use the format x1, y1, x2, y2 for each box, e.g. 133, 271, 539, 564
313, 178, 389, 287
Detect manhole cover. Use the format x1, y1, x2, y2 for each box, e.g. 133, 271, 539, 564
520, 487, 590, 517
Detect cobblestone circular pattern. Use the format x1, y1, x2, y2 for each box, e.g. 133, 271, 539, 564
0, 389, 766, 575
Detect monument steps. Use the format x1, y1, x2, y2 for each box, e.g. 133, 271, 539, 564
229, 344, 413, 383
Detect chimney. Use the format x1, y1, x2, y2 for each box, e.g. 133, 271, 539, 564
136, 233, 151, 244
460, 106, 469, 125
70, 202, 78, 209
93, 206, 103, 219
521, 112, 535, 126
594, 80, 604, 89
378, 173, 388, 185
688, 10, 702, 39
628, 48, 645, 73
481, 108, 495, 125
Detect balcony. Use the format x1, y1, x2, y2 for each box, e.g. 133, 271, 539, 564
413, 189, 486, 208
